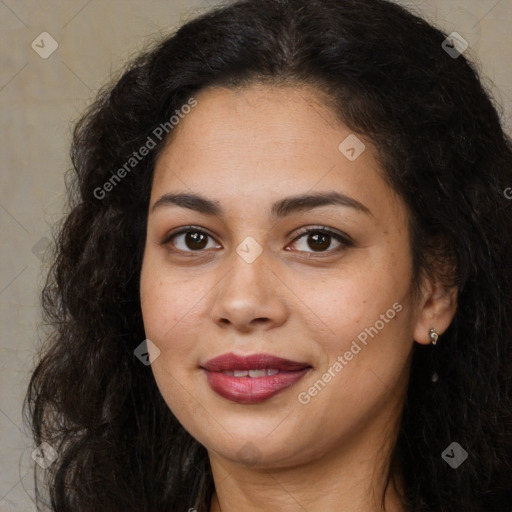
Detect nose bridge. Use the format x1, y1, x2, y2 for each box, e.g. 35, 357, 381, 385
210, 241, 287, 330
222, 243, 273, 304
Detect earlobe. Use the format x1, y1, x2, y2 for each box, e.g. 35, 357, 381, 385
413, 279, 458, 345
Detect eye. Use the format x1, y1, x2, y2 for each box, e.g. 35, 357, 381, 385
288, 227, 352, 254
161, 226, 353, 255
162, 227, 221, 252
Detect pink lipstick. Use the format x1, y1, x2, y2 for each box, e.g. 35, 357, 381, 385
201, 353, 311, 404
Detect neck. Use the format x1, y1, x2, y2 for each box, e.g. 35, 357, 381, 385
207, 420, 406, 512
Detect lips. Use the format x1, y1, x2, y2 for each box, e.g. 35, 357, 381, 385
201, 353, 311, 404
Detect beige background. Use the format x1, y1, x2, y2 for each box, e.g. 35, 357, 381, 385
1, 0, 511, 510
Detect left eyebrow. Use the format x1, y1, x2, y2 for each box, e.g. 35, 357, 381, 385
270, 191, 373, 218
150, 191, 373, 218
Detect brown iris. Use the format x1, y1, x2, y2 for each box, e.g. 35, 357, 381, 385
307, 232, 331, 251
185, 231, 208, 250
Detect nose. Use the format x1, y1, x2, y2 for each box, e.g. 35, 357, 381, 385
209, 247, 288, 333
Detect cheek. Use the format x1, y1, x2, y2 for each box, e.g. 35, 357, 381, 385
139, 261, 203, 421
301, 259, 409, 348
139, 254, 217, 408
295, 282, 412, 438
140, 255, 203, 343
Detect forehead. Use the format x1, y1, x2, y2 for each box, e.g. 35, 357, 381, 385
157, 84, 346, 169
150, 84, 404, 225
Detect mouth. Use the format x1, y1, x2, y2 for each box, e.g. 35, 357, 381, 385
200, 353, 312, 404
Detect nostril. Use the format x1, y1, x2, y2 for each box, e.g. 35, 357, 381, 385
252, 317, 269, 324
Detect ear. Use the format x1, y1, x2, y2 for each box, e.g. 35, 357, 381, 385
413, 276, 458, 345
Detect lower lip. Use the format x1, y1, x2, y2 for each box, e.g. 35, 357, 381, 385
204, 369, 310, 404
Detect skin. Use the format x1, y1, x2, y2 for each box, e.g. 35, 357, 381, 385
139, 84, 457, 511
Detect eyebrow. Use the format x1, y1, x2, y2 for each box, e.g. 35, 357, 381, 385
151, 191, 372, 218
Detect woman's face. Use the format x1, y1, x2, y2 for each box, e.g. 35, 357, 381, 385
140, 84, 433, 470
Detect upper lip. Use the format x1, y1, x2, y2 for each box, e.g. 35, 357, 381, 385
201, 353, 311, 372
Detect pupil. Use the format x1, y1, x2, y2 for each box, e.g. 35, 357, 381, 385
186, 231, 207, 250
308, 233, 330, 251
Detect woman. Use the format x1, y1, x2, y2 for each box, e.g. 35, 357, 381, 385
25, 0, 512, 510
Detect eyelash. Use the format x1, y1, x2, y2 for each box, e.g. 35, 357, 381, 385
160, 225, 353, 257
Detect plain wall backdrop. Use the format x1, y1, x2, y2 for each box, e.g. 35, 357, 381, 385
1, 0, 511, 510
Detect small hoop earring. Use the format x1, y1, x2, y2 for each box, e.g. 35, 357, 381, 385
429, 328, 439, 345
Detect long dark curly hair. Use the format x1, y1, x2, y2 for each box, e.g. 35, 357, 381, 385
25, 0, 512, 510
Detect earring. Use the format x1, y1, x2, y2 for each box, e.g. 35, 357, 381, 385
429, 328, 439, 382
